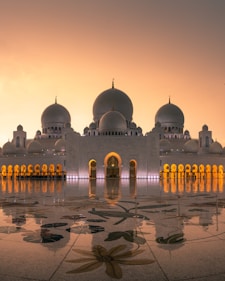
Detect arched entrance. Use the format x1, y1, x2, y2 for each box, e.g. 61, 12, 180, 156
129, 160, 137, 178
89, 160, 97, 178
104, 152, 122, 178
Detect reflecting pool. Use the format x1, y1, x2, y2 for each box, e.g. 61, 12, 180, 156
0, 178, 225, 281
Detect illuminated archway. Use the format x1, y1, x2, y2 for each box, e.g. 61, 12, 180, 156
34, 164, 40, 176
171, 164, 177, 173
8, 165, 13, 177
1, 165, 7, 177
162, 163, 170, 178
192, 164, 198, 173
163, 164, 170, 173
49, 164, 55, 177
21, 164, 26, 177
14, 165, 20, 177
42, 164, 48, 176
218, 165, 224, 179
27, 164, 33, 177
178, 164, 184, 173
212, 164, 218, 173
129, 160, 137, 178
206, 164, 211, 173
56, 164, 63, 177
185, 164, 191, 174
104, 152, 122, 178
199, 164, 204, 173
89, 159, 97, 178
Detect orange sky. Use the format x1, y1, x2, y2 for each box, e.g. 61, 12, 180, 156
0, 0, 225, 146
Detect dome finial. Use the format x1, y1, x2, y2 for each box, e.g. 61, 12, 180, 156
112, 78, 114, 89
55, 96, 57, 104
169, 96, 171, 104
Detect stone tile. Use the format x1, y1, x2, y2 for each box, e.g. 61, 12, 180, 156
151, 239, 225, 280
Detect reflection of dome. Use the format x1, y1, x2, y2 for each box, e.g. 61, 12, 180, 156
93, 86, 133, 123
155, 101, 184, 129
209, 141, 223, 154
41, 102, 71, 129
55, 139, 66, 152
2, 141, 16, 155
99, 111, 127, 133
27, 140, 42, 153
184, 139, 199, 153
159, 139, 171, 152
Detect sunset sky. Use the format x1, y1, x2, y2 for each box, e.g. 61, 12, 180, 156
0, 0, 225, 146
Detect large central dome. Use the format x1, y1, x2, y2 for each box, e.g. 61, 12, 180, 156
93, 86, 133, 122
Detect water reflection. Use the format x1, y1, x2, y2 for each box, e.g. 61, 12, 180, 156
162, 176, 224, 193
0, 177, 225, 247
1, 177, 225, 279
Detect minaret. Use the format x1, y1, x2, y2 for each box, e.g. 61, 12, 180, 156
199, 125, 213, 151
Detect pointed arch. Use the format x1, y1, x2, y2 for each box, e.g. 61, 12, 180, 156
104, 152, 122, 178
89, 159, 97, 178
129, 159, 137, 178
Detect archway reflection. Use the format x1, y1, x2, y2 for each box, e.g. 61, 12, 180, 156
0, 177, 225, 261
161, 177, 224, 193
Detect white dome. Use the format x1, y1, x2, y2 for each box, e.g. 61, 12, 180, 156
99, 111, 127, 133
27, 140, 42, 154
55, 139, 66, 152
93, 86, 133, 123
41, 102, 71, 129
209, 141, 223, 154
2, 141, 16, 155
184, 139, 199, 153
155, 101, 184, 129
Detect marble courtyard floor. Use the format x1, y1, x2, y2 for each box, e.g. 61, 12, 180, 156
0, 178, 225, 281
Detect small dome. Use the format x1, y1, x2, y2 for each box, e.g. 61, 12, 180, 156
184, 139, 199, 153
2, 141, 16, 155
155, 101, 184, 128
27, 140, 42, 154
55, 139, 66, 152
130, 122, 137, 129
36, 130, 41, 136
202, 124, 208, 131
89, 122, 96, 129
93, 86, 133, 123
17, 125, 23, 131
159, 139, 171, 152
41, 102, 71, 129
209, 141, 223, 154
99, 111, 127, 133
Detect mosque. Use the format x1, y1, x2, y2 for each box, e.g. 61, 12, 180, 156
0, 82, 225, 180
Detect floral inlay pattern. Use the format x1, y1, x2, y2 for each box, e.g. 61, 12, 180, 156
66, 244, 154, 279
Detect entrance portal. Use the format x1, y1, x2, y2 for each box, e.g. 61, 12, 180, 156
106, 156, 120, 178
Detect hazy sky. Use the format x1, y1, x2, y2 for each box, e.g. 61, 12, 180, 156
0, 0, 225, 146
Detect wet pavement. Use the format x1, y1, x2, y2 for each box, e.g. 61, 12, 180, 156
0, 178, 225, 281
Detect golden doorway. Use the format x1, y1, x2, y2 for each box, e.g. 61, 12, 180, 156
106, 156, 120, 178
